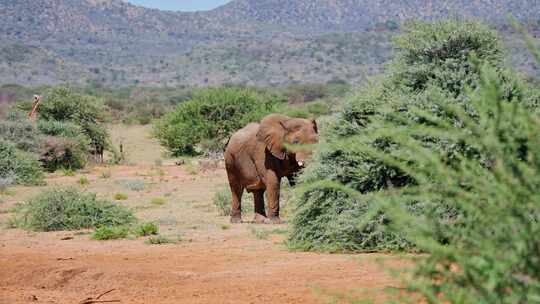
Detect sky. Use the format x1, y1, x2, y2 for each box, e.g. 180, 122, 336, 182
126, 0, 231, 12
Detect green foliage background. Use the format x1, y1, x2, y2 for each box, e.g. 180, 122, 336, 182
154, 87, 284, 156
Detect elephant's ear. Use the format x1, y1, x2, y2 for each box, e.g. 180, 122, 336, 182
257, 114, 290, 160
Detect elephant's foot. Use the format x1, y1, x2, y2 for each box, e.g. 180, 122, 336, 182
252, 213, 268, 224
264, 216, 284, 225
230, 215, 243, 224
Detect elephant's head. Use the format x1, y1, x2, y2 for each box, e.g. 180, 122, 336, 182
257, 114, 319, 166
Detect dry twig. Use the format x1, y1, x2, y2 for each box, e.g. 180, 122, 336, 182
79, 289, 120, 304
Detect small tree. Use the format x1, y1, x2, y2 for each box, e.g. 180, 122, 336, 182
38, 87, 111, 160
153, 87, 282, 156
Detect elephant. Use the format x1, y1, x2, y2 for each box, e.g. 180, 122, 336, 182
224, 114, 319, 224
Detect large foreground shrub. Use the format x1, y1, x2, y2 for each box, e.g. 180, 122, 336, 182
365, 66, 540, 303
0, 140, 44, 185
13, 188, 135, 231
154, 87, 282, 155
288, 19, 537, 252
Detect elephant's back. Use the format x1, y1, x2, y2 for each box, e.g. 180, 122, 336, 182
225, 123, 260, 156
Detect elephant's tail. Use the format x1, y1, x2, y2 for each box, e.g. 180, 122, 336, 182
223, 137, 231, 151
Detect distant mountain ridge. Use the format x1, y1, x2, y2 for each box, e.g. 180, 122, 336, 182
212, 0, 539, 31
0, 0, 538, 87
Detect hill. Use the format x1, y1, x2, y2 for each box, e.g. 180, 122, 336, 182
0, 0, 538, 87
213, 0, 537, 31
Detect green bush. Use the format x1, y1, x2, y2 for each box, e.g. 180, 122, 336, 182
0, 119, 43, 153
78, 176, 90, 185
113, 193, 128, 200
0, 140, 44, 186
288, 19, 533, 253
145, 235, 180, 245
39, 136, 88, 171
0, 87, 112, 172
389, 19, 502, 96
38, 87, 111, 157
38, 87, 106, 123
153, 87, 283, 156
92, 226, 129, 240
151, 197, 166, 206
367, 66, 540, 303
134, 222, 159, 237
0, 117, 91, 172
62, 168, 75, 176
37, 119, 87, 139
13, 188, 135, 231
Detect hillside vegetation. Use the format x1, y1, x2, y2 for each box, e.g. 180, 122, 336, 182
1, 0, 539, 87
0, 87, 112, 185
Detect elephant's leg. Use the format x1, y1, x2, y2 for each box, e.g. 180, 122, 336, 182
265, 170, 283, 224
229, 183, 244, 223
226, 165, 244, 223
252, 190, 267, 224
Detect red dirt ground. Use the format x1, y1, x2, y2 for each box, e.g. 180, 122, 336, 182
0, 228, 406, 304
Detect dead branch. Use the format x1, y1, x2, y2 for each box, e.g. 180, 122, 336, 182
79, 289, 120, 304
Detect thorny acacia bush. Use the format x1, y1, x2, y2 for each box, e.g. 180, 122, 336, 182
12, 188, 135, 231
288, 19, 540, 252
0, 87, 111, 183
154, 87, 283, 156
0, 140, 44, 186
0, 116, 91, 172
0, 117, 43, 153
364, 66, 540, 303
38, 87, 111, 156
92, 226, 130, 240
37, 120, 91, 171
39, 136, 89, 172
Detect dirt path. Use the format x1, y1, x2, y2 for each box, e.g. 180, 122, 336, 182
0, 230, 403, 304
0, 125, 405, 304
